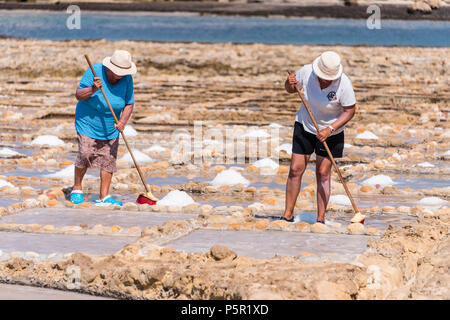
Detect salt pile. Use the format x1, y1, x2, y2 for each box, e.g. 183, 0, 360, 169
362, 174, 395, 187
0, 148, 22, 157
0, 179, 14, 188
120, 150, 154, 164
44, 165, 95, 179
344, 143, 353, 148
418, 197, 448, 207
30, 135, 65, 147
243, 129, 270, 138
275, 143, 292, 155
329, 195, 351, 206
211, 168, 250, 187
355, 131, 379, 140
252, 158, 279, 170
417, 162, 435, 168
123, 125, 138, 137
157, 190, 195, 207
145, 145, 166, 153
444, 150, 450, 156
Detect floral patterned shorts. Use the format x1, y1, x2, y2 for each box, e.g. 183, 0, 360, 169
75, 133, 119, 173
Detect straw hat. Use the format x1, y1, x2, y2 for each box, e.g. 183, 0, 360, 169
312, 51, 343, 81
103, 50, 137, 76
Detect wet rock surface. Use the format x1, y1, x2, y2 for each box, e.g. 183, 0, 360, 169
0, 39, 448, 299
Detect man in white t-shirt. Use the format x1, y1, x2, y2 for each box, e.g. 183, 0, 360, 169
281, 51, 356, 224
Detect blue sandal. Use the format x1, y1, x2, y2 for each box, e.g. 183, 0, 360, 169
95, 195, 122, 206
280, 216, 294, 223
70, 190, 84, 204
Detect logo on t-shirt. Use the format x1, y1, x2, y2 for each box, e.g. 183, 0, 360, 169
327, 91, 337, 101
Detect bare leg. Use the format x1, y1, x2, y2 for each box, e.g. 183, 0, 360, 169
73, 166, 88, 191
283, 153, 310, 220
100, 169, 113, 200
316, 155, 332, 222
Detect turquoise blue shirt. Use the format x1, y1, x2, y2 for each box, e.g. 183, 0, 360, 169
75, 63, 134, 140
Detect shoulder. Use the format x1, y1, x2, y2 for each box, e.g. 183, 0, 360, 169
124, 75, 133, 85
299, 64, 312, 75
296, 64, 312, 80
93, 63, 103, 72
340, 73, 353, 86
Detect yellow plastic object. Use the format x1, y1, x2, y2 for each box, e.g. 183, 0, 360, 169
350, 212, 366, 224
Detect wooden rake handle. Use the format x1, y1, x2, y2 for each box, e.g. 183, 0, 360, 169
287, 70, 360, 215
84, 54, 150, 194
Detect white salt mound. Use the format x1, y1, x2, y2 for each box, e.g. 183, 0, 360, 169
123, 125, 138, 137
329, 195, 351, 206
0, 179, 14, 188
44, 165, 94, 179
417, 162, 435, 168
120, 150, 154, 164
418, 197, 448, 207
157, 190, 195, 207
145, 145, 167, 153
243, 129, 270, 138
211, 168, 250, 188
444, 150, 450, 156
275, 143, 292, 155
252, 158, 279, 170
355, 131, 379, 140
362, 174, 395, 187
0, 148, 21, 157
344, 143, 353, 148
30, 135, 65, 146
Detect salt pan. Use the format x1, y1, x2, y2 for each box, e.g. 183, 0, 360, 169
157, 190, 195, 207
30, 135, 65, 147
355, 131, 378, 140
211, 168, 250, 187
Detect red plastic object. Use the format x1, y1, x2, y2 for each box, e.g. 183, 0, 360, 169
136, 194, 157, 205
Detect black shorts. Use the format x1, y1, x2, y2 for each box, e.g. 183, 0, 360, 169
292, 121, 344, 158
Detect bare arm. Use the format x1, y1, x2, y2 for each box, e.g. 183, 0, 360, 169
114, 104, 134, 132
317, 105, 356, 142
285, 73, 298, 94
330, 105, 356, 131
75, 77, 102, 101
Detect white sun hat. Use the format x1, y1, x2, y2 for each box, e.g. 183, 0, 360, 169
312, 51, 343, 81
102, 50, 137, 76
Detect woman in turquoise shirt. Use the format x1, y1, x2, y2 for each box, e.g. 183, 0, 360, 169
70, 50, 136, 206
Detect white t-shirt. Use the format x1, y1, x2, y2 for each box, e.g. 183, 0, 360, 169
295, 64, 356, 135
